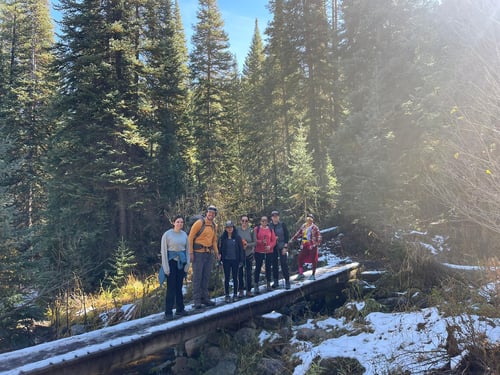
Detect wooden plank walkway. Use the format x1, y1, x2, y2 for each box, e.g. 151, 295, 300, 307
0, 262, 359, 375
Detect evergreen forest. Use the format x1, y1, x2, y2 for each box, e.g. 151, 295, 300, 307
0, 0, 499, 352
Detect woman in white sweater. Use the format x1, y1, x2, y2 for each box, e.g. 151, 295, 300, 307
161, 215, 190, 320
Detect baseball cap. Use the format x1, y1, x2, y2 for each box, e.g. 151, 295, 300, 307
225, 220, 234, 227
207, 205, 218, 213
271, 210, 279, 216
306, 213, 314, 220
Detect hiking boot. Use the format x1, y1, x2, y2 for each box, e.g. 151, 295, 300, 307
238, 290, 244, 298
272, 282, 279, 289
296, 274, 305, 281
224, 295, 231, 303
254, 287, 260, 295
175, 309, 188, 317
165, 312, 174, 321
285, 280, 291, 290
266, 282, 272, 292
308, 275, 316, 281
233, 294, 238, 302
202, 300, 216, 306
246, 290, 254, 297
194, 304, 202, 309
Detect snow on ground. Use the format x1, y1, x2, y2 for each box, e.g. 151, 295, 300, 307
271, 228, 500, 374
290, 307, 500, 374
2, 227, 499, 375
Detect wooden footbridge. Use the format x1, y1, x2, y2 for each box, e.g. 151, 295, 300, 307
0, 262, 359, 375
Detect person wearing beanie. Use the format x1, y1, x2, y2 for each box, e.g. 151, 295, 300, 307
188, 205, 221, 308
269, 210, 291, 289
218, 220, 245, 302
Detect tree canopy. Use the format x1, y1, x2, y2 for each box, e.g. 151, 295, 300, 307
0, 0, 498, 350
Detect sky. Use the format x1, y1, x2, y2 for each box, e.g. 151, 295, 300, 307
2, 229, 500, 374
178, 0, 272, 68
50, 0, 272, 70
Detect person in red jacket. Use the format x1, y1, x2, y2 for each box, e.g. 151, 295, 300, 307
290, 213, 322, 281
253, 216, 277, 294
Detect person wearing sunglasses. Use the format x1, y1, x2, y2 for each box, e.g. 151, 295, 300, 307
253, 216, 277, 293
236, 215, 256, 297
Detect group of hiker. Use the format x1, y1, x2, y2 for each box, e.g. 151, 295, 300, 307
160, 205, 322, 320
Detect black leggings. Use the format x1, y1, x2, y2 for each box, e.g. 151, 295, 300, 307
223, 259, 239, 296
254, 252, 271, 285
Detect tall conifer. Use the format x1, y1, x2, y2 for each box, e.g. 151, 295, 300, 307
188, 0, 233, 206
0, 0, 55, 229
240, 20, 268, 213
142, 0, 190, 211
43, 0, 150, 290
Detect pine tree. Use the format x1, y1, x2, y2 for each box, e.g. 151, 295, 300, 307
42, 0, 151, 292
107, 238, 137, 290
334, 0, 435, 231
0, 0, 55, 346
142, 0, 190, 213
0, 135, 44, 351
188, 0, 233, 206
262, 0, 302, 209
299, 0, 332, 189
240, 19, 269, 213
285, 126, 319, 221
0, 0, 55, 229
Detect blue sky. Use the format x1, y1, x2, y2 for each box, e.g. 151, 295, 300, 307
50, 0, 272, 70
178, 0, 271, 68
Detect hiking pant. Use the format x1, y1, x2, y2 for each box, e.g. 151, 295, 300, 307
238, 253, 254, 292
192, 252, 213, 304
254, 252, 271, 286
223, 259, 239, 296
298, 242, 318, 275
272, 246, 289, 283
165, 258, 185, 314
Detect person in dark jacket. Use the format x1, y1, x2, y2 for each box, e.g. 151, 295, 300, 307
269, 210, 291, 289
218, 220, 245, 302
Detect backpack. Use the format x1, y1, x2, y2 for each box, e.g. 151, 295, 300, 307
190, 215, 216, 242
254, 224, 275, 238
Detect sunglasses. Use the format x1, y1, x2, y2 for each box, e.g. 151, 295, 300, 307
241, 219, 248, 222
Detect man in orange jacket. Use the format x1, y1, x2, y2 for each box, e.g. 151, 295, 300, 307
188, 205, 221, 308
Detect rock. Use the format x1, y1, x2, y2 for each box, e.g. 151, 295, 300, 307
233, 327, 257, 347
257, 358, 286, 375
203, 346, 223, 368
185, 334, 207, 357
204, 360, 236, 375
70, 324, 86, 335
170, 356, 195, 375
296, 327, 315, 341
